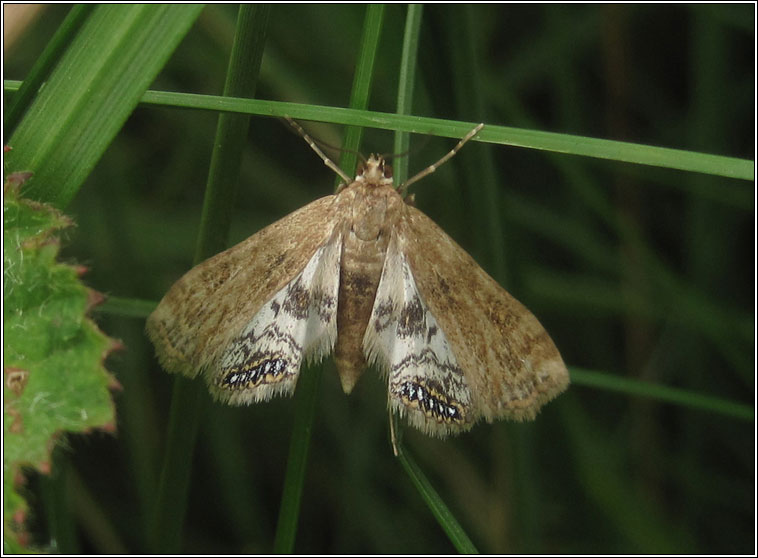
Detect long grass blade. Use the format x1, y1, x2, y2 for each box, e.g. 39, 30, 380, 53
396, 449, 479, 554
194, 4, 271, 262
272, 6, 385, 552
389, 8, 482, 552
392, 4, 424, 185
272, 363, 324, 553
337, 4, 385, 189
571, 367, 753, 421
6, 79, 749, 181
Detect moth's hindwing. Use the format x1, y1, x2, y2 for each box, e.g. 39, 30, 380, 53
398, 205, 569, 425
211, 232, 342, 404
146, 195, 339, 388
364, 232, 474, 437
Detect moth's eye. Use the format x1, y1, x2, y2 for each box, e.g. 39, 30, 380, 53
383, 164, 393, 179
357, 162, 366, 175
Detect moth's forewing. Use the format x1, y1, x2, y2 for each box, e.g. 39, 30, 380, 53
398, 205, 569, 425
211, 232, 342, 404
146, 195, 339, 391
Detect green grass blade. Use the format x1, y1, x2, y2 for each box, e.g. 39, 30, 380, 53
385, 2, 424, 468
526, 267, 751, 376
571, 367, 753, 421
147, 376, 206, 553
443, 4, 508, 279
9, 76, 748, 183
3, 4, 94, 135
194, 4, 271, 262
396, 449, 479, 554
140, 91, 758, 182
96, 296, 156, 319
40, 451, 79, 553
4, 5, 205, 208
149, 6, 271, 552
392, 4, 424, 185
272, 363, 324, 554
390, 8, 481, 552
337, 3, 385, 189
272, 6, 385, 552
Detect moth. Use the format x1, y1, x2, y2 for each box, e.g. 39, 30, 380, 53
146, 120, 569, 446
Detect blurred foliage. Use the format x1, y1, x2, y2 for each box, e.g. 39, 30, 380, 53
2, 4, 753, 554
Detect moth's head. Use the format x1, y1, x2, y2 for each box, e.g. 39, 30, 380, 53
356, 154, 394, 188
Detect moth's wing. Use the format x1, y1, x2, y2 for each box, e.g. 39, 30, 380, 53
146, 195, 343, 403
211, 230, 342, 404
363, 231, 475, 437
396, 205, 569, 428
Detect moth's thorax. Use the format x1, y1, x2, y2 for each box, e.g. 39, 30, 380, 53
337, 156, 405, 242
333, 159, 405, 393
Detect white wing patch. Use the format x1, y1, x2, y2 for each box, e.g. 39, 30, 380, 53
363, 233, 473, 436
210, 233, 342, 405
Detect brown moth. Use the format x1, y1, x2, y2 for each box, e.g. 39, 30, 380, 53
146, 121, 569, 444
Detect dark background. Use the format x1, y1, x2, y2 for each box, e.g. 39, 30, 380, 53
4, 4, 754, 553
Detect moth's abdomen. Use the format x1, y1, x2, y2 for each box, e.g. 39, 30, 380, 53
334, 235, 387, 393
333, 182, 403, 394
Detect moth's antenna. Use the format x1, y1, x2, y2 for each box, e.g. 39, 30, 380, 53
398, 123, 485, 196
285, 117, 353, 184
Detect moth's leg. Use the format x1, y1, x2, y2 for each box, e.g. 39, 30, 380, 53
389, 408, 402, 456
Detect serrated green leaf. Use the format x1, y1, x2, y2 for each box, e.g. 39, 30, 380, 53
3, 178, 118, 550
